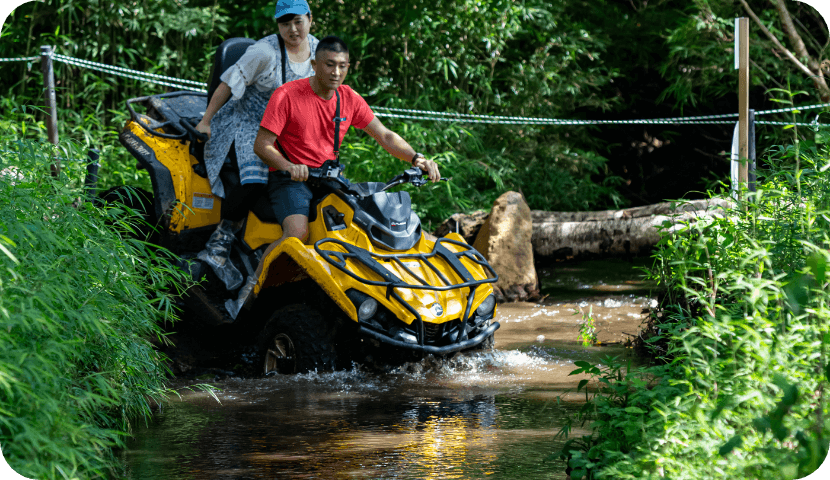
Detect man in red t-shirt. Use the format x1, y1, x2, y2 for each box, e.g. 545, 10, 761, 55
225, 35, 441, 316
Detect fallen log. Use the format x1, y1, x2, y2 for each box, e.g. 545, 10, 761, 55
531, 198, 732, 260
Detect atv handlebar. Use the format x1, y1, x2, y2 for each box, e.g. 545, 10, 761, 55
273, 160, 449, 194
381, 168, 450, 191
271, 160, 345, 181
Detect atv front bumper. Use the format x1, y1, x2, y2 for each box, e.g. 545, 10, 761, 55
316, 236, 500, 354
359, 321, 499, 354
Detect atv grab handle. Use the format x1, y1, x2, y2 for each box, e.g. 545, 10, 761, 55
179, 118, 208, 143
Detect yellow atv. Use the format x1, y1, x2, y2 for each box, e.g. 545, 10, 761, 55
116, 40, 499, 375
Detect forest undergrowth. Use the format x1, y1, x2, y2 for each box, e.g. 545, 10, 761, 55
556, 130, 830, 479
0, 136, 216, 479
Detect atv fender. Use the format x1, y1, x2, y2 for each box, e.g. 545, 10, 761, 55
255, 237, 357, 321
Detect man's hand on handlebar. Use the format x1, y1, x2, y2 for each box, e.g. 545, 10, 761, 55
285, 163, 309, 182
413, 156, 441, 183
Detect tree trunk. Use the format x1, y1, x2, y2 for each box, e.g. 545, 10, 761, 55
531, 198, 732, 260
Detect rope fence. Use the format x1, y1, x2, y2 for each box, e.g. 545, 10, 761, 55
52, 53, 207, 92
3, 51, 828, 128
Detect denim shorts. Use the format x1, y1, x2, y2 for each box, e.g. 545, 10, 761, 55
267, 172, 316, 224
267, 170, 353, 224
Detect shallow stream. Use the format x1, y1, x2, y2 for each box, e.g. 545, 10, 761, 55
121, 258, 654, 479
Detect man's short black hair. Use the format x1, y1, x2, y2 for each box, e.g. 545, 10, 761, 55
276, 13, 309, 23
316, 36, 349, 56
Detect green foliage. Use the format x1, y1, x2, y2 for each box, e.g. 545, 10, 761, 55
574, 306, 598, 347
556, 133, 830, 478
0, 0, 632, 222
660, 0, 828, 107
0, 135, 210, 479
554, 357, 682, 480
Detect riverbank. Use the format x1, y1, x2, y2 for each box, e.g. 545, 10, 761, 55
0, 143, 197, 479
558, 150, 830, 479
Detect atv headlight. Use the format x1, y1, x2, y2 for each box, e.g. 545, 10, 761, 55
358, 298, 378, 321
476, 294, 496, 317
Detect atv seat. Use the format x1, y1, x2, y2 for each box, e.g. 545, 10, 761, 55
207, 37, 256, 103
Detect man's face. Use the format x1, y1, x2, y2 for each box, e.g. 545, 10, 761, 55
277, 14, 312, 49
312, 50, 350, 91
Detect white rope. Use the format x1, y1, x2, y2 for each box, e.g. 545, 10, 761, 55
755, 103, 830, 116
374, 106, 739, 124
55, 55, 206, 92
0, 56, 39, 62
375, 112, 739, 126
17, 52, 830, 126
756, 121, 822, 126
52, 53, 207, 89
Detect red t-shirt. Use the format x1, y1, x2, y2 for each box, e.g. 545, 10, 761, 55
260, 78, 375, 169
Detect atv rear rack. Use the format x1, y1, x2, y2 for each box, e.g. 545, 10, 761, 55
314, 237, 499, 353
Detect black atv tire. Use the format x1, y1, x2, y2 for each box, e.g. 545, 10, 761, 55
257, 304, 338, 375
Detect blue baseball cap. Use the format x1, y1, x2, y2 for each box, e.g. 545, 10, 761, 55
274, 0, 310, 19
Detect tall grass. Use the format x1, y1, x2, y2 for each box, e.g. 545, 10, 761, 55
0, 136, 198, 478
556, 135, 830, 479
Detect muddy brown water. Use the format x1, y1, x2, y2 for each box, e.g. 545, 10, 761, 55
121, 258, 655, 479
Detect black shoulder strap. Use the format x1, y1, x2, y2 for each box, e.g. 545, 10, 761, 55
278, 35, 287, 85
276, 90, 342, 167
333, 89, 342, 163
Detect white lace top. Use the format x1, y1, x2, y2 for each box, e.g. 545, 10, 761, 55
288, 57, 314, 79
205, 34, 319, 196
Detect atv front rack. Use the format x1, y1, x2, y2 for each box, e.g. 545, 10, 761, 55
314, 237, 499, 353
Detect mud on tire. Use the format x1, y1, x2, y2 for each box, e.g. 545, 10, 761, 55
257, 304, 338, 375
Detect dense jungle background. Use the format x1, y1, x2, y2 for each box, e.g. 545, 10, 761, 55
1, 0, 828, 225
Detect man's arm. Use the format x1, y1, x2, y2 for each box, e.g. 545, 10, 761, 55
253, 127, 308, 181
361, 117, 441, 182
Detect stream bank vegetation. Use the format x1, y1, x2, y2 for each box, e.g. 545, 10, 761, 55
0, 137, 216, 478
556, 129, 830, 478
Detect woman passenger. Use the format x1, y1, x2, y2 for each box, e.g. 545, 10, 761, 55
194, 0, 319, 292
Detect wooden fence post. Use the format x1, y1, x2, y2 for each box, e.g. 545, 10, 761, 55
749, 109, 756, 193
40, 45, 60, 176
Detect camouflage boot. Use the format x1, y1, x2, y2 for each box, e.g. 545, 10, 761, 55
197, 219, 243, 290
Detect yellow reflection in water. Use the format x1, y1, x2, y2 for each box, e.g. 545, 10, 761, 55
333, 407, 499, 479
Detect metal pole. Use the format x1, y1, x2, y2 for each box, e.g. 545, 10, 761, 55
84, 148, 100, 201
40, 45, 60, 176
738, 18, 750, 196
749, 109, 756, 193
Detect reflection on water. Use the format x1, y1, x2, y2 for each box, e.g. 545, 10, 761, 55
538, 257, 654, 302
122, 259, 652, 479
122, 353, 581, 479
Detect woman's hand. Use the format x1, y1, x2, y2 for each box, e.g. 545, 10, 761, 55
195, 120, 211, 139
